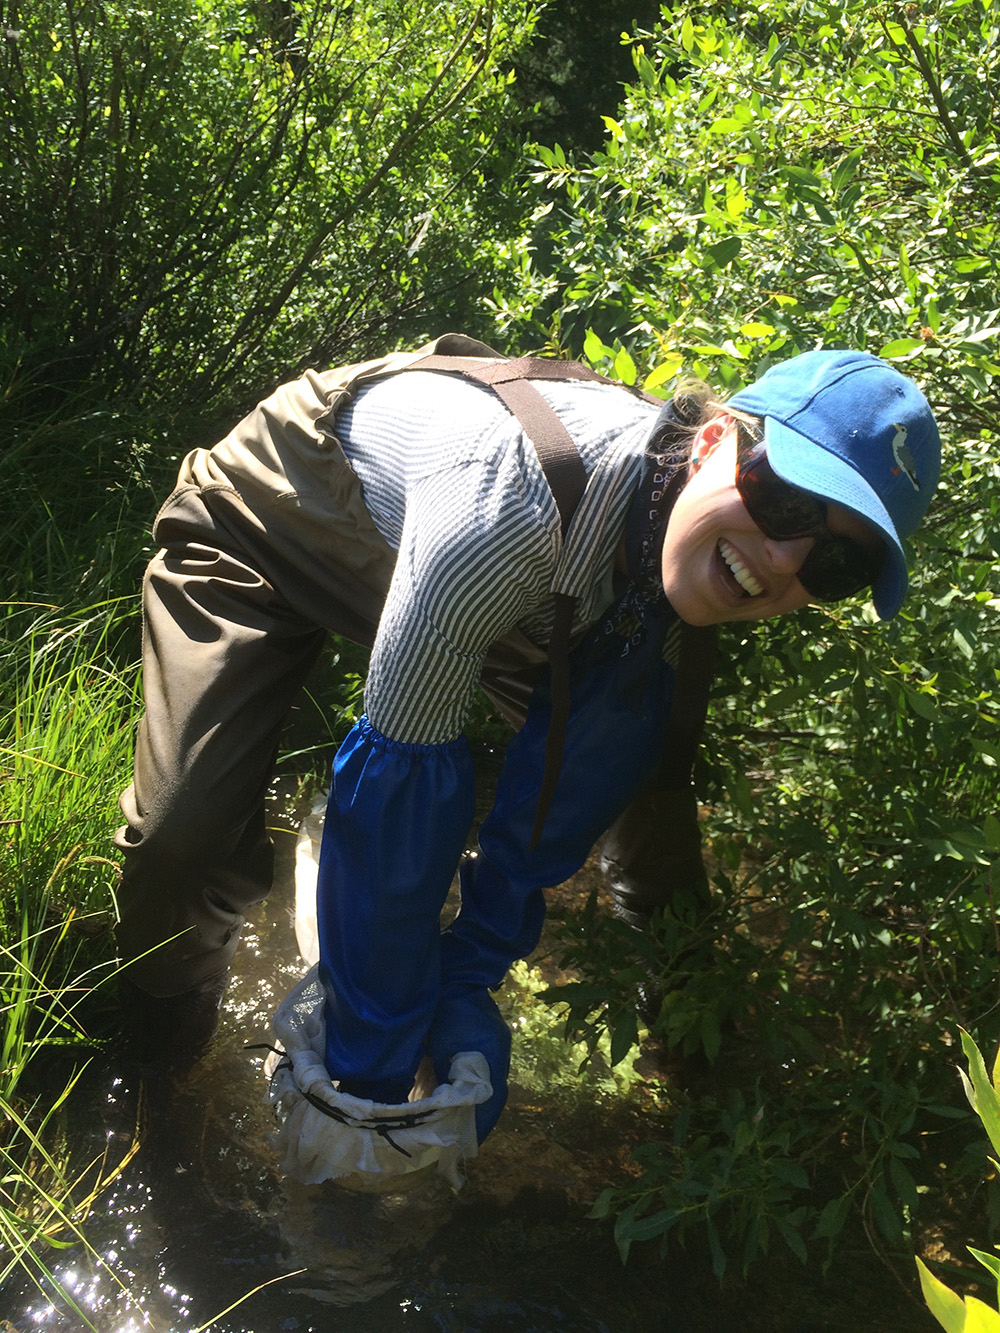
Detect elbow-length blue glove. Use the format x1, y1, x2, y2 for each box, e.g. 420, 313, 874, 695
439, 626, 677, 998
316, 715, 475, 1104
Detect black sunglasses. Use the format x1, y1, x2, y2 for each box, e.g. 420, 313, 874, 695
734, 421, 883, 603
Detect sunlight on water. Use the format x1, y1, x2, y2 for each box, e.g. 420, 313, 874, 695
1, 780, 672, 1333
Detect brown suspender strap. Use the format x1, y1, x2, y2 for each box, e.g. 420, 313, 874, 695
532, 591, 577, 847
407, 353, 604, 535
402, 348, 657, 847
484, 378, 588, 534
657, 622, 718, 790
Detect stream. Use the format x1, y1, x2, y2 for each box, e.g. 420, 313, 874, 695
2, 781, 689, 1333
2, 777, 939, 1332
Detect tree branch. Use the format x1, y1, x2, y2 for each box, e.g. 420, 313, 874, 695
890, 6, 974, 169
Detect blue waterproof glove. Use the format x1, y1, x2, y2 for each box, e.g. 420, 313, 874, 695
426, 988, 512, 1144
317, 715, 475, 1104
441, 623, 677, 994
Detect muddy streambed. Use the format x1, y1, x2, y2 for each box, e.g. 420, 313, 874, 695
4, 779, 937, 1333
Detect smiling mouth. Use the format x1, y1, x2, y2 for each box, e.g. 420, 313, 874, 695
718, 539, 763, 598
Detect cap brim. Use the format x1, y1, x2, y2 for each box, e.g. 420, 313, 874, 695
764, 418, 908, 619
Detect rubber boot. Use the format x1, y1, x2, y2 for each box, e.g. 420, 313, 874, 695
118, 969, 228, 1069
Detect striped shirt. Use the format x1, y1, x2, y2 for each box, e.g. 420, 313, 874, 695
334, 369, 662, 746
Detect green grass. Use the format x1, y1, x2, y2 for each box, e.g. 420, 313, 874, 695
1, 596, 140, 1323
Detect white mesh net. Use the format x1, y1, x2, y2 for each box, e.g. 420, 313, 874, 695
265, 967, 491, 1189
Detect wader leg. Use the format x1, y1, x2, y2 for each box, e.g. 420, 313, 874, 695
599, 785, 710, 928
114, 381, 398, 1006
600, 622, 717, 929
115, 487, 326, 999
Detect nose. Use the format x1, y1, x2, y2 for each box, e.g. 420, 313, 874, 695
763, 534, 815, 575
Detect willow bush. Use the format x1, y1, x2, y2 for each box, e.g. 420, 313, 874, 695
490, 0, 1000, 1278
0, 0, 535, 411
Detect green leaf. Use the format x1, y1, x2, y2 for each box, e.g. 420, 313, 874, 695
916, 1257, 968, 1333
583, 328, 613, 364
955, 257, 990, 273
965, 1297, 1000, 1332
726, 184, 747, 219
870, 1182, 903, 1241
903, 687, 939, 721
634, 52, 657, 89
968, 1247, 1000, 1282
954, 627, 975, 659
777, 1219, 808, 1263
705, 236, 742, 269
587, 1187, 616, 1220
879, 338, 925, 359
889, 1156, 920, 1212
813, 1195, 851, 1240
810, 195, 836, 225
832, 147, 863, 193
610, 1008, 639, 1066
644, 356, 683, 391
958, 1030, 1000, 1160
613, 346, 637, 386
706, 1216, 727, 1278
784, 165, 824, 189
620, 1206, 680, 1242
699, 1010, 722, 1060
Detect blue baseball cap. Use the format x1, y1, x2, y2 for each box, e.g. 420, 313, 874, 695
727, 349, 941, 618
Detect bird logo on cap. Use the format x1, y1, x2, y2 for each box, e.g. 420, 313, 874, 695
891, 424, 920, 491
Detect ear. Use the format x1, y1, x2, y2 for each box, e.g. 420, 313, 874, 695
690, 413, 733, 470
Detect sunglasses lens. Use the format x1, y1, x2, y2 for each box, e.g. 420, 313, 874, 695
739, 465, 826, 538
736, 423, 880, 602
799, 538, 879, 602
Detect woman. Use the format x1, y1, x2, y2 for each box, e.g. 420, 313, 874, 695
115, 336, 940, 1177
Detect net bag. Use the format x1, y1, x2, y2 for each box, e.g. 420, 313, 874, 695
265, 967, 492, 1189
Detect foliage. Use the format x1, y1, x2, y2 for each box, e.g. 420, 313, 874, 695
506, 0, 662, 151
918, 1033, 1000, 1332
495, 0, 999, 398
0, 0, 535, 409
500, 959, 645, 1097
491, 0, 1000, 1278
0, 599, 138, 1321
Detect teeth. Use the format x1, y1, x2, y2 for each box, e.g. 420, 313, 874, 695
719, 539, 763, 597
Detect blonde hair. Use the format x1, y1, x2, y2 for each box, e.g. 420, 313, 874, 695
647, 377, 761, 462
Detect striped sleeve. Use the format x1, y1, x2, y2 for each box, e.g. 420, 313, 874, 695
364, 458, 560, 744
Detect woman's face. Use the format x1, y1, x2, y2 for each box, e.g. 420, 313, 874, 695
660, 415, 882, 626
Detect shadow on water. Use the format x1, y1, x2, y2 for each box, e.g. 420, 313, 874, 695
2, 784, 691, 1333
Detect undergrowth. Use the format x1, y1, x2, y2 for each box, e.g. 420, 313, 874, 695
0, 598, 140, 1321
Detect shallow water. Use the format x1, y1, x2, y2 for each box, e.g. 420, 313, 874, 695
2, 777, 939, 1333
2, 785, 687, 1333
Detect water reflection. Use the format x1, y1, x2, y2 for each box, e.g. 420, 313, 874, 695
2, 785, 680, 1332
